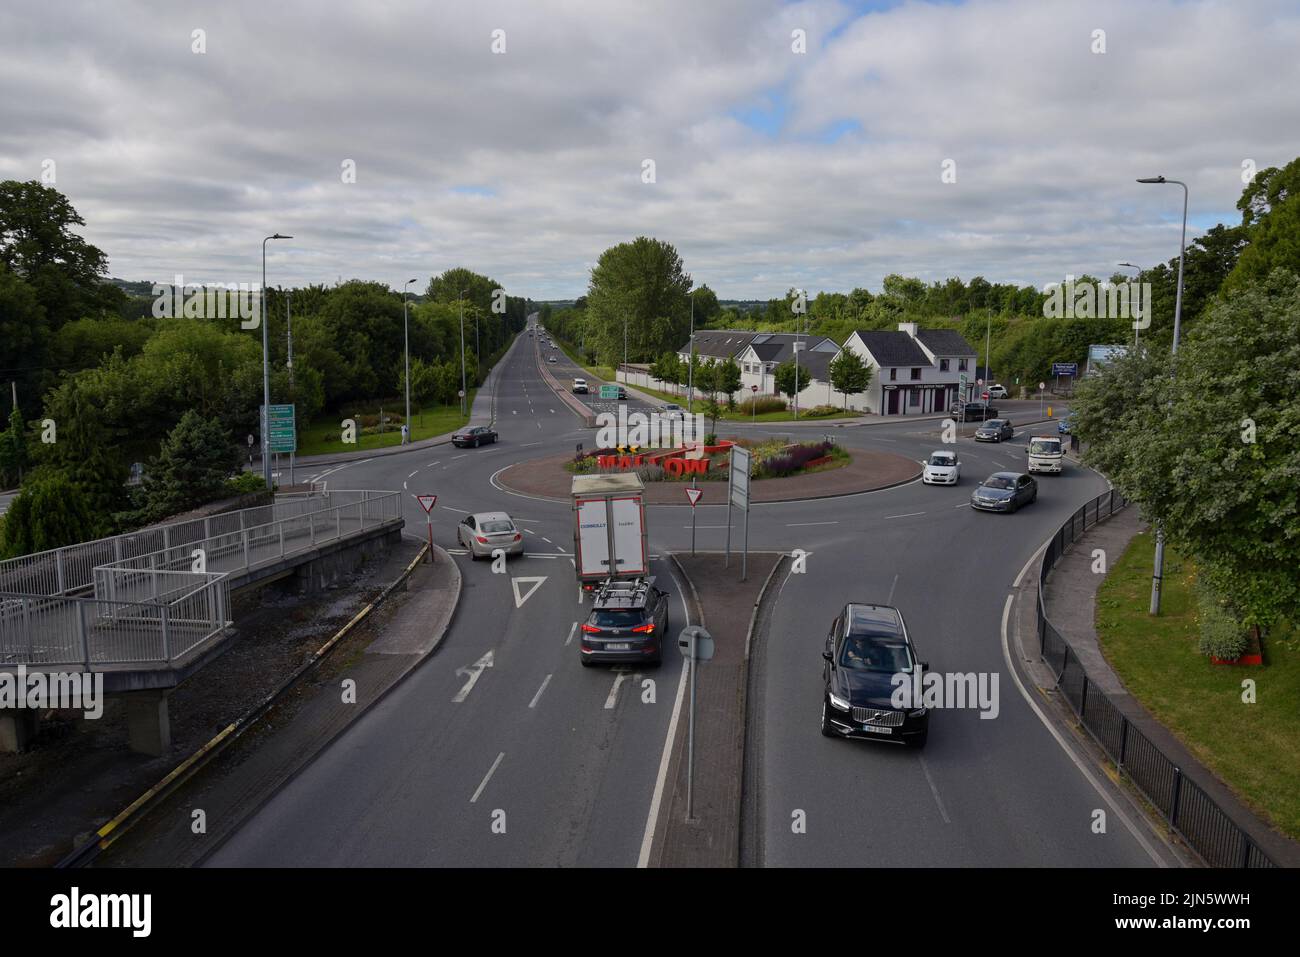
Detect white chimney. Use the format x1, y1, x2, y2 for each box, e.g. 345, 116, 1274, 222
898, 322, 919, 338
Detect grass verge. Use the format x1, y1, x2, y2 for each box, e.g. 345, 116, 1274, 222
1095, 530, 1300, 839
296, 394, 476, 456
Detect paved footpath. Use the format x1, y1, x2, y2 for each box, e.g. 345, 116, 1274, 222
1040, 505, 1300, 867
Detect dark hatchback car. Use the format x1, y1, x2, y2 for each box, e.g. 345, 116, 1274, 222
951, 401, 998, 421
970, 471, 1037, 512
579, 577, 669, 667
451, 426, 498, 448
974, 418, 1014, 442
821, 603, 929, 748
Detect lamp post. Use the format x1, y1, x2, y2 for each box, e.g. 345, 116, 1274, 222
687, 291, 694, 412
458, 289, 469, 416
261, 233, 291, 488
1137, 175, 1188, 616
403, 278, 418, 443
1117, 262, 1143, 346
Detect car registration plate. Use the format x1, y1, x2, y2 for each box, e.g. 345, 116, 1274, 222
861, 724, 892, 735
607, 643, 631, 651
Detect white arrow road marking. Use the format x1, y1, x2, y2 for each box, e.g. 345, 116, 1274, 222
452, 650, 494, 703
511, 576, 547, 608
605, 670, 641, 709
470, 752, 505, 803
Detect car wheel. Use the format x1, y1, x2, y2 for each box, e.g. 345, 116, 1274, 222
820, 699, 835, 738
473, 437, 480, 448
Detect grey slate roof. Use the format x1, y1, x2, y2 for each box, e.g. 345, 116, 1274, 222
680, 330, 756, 359
915, 328, 977, 356
853, 330, 931, 368
797, 350, 835, 382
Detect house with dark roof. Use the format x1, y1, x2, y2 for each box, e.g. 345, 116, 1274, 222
676, 330, 836, 397
841, 322, 977, 415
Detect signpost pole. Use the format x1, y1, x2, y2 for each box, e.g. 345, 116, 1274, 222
741, 498, 749, 582
725, 492, 732, 568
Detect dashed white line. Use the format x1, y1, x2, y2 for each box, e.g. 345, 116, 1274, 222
564, 621, 578, 646
884, 511, 926, 520
786, 521, 838, 527
528, 674, 553, 709
470, 752, 505, 804
918, 756, 952, 824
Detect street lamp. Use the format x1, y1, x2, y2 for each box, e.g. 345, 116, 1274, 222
1137, 175, 1189, 616
403, 278, 418, 443
261, 233, 291, 488
1117, 262, 1143, 346
458, 289, 469, 416
686, 291, 694, 412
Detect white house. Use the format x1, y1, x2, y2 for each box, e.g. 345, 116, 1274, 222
840, 323, 978, 415
675, 330, 837, 400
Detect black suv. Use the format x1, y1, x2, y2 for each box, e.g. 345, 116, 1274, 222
579, 578, 669, 667
820, 603, 929, 748
951, 401, 998, 421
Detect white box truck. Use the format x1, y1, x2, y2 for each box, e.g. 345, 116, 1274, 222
1027, 435, 1065, 474
572, 474, 648, 589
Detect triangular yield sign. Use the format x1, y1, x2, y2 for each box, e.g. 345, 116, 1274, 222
685, 487, 703, 507
512, 576, 547, 608
416, 494, 437, 512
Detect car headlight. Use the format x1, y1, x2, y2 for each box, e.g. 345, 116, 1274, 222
828, 693, 850, 711
908, 707, 927, 717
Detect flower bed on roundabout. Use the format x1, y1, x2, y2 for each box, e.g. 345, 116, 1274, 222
503, 436, 918, 504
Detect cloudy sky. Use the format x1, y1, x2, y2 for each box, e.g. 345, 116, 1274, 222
2, 0, 1298, 299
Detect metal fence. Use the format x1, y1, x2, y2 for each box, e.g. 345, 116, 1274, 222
1036, 489, 1275, 868
0, 490, 401, 669
0, 489, 396, 597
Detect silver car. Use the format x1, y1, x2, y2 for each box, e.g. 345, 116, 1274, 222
456, 511, 524, 560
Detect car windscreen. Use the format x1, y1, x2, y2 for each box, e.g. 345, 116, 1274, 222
981, 420, 1003, 428
839, 636, 913, 673
591, 609, 643, 627
929, 454, 955, 466
1029, 440, 1061, 455
480, 520, 514, 533
983, 476, 1015, 489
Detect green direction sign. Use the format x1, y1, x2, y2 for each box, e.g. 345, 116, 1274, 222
264, 403, 297, 453
599, 385, 620, 400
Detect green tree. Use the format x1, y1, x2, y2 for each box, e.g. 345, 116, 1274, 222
1074, 268, 1300, 631
1224, 158, 1300, 292
139, 411, 241, 521
715, 357, 742, 407
0, 405, 28, 487
650, 351, 682, 395
585, 237, 691, 366
828, 349, 872, 408
773, 359, 809, 400
0, 472, 102, 557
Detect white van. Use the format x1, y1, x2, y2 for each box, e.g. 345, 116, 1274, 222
1027, 436, 1064, 474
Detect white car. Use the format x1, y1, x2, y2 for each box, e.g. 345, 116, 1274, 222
922, 450, 960, 485
987, 384, 1008, 399
548, 355, 557, 363
661, 403, 685, 420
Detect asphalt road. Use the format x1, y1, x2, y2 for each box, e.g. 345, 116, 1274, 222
208, 317, 1175, 867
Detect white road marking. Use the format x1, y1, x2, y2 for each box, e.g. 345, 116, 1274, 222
402, 481, 407, 490
528, 674, 553, 709
452, 650, 495, 703
785, 521, 838, 527
605, 670, 638, 709
542, 536, 552, 544
887, 573, 899, 604
918, 756, 951, 824
954, 502, 970, 508
511, 576, 547, 608
884, 511, 926, 519
470, 752, 505, 804
999, 594, 1167, 865
638, 577, 692, 868
523, 528, 536, 535
407, 470, 419, 478
452, 453, 467, 460
564, 621, 578, 646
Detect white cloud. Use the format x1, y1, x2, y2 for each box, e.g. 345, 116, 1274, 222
1, 0, 1296, 299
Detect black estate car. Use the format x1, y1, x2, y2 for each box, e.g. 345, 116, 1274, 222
451, 426, 498, 448
820, 603, 929, 748
579, 578, 669, 667
970, 471, 1037, 512
951, 401, 998, 421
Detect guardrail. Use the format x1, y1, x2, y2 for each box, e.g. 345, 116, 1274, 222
0, 490, 401, 669
1036, 488, 1276, 868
